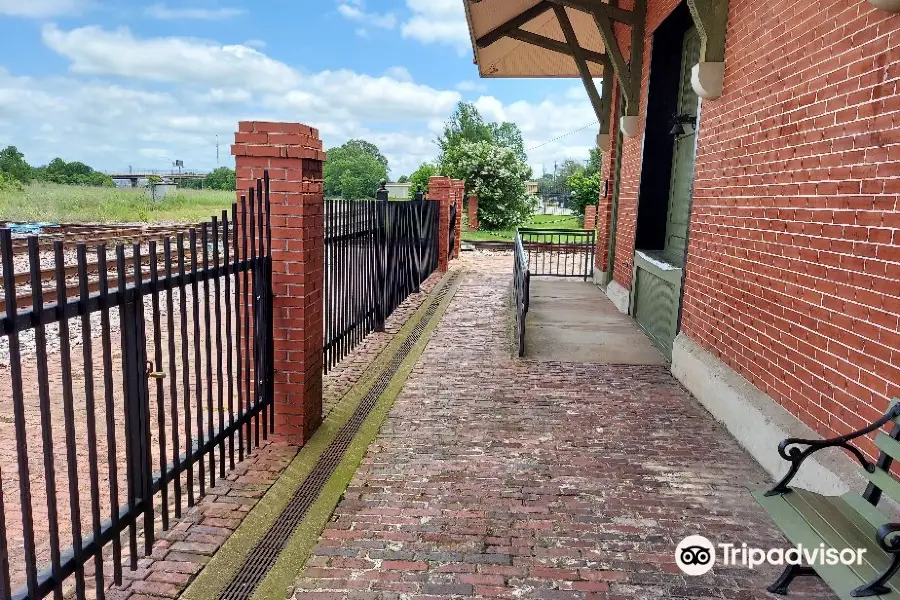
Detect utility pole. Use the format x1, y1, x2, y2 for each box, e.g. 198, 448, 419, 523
216, 135, 220, 166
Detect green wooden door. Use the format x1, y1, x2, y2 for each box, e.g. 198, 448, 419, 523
664, 27, 701, 265
632, 27, 701, 359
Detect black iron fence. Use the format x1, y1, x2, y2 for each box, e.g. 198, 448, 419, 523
0, 177, 275, 600
517, 228, 596, 281
513, 232, 530, 358
324, 196, 439, 372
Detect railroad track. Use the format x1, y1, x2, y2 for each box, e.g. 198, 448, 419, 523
0, 246, 197, 288
5, 223, 215, 254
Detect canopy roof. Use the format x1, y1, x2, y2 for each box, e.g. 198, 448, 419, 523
463, 0, 609, 78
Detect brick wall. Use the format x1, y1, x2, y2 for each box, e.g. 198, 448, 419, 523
681, 0, 900, 453
584, 204, 598, 231
233, 121, 327, 444
468, 194, 479, 231
607, 0, 900, 457
430, 176, 452, 272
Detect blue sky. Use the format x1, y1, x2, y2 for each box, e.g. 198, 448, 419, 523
0, 0, 598, 177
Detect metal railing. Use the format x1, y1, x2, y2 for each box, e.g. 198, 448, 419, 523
0, 175, 275, 600
513, 232, 530, 358
324, 196, 439, 372
517, 228, 596, 281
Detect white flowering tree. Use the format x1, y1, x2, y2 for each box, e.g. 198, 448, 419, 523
441, 140, 535, 230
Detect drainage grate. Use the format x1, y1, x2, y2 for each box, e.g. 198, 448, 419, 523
218, 275, 458, 600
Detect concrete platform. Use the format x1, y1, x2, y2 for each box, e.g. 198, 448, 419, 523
525, 278, 667, 365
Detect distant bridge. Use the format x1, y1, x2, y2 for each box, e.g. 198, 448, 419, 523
104, 170, 209, 186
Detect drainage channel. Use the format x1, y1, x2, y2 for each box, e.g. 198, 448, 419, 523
217, 274, 459, 600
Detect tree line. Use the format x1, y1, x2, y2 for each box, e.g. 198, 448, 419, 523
0, 146, 116, 189
0, 146, 238, 192
323, 101, 602, 229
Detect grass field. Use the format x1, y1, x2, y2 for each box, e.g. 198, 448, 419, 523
0, 183, 235, 224
462, 214, 583, 242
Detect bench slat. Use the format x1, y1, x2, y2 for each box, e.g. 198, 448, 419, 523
865, 467, 900, 507
790, 490, 892, 577
840, 491, 892, 531
877, 433, 900, 463
753, 489, 895, 600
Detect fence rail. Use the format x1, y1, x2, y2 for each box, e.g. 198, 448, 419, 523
0, 176, 275, 600
324, 196, 439, 372
517, 228, 596, 281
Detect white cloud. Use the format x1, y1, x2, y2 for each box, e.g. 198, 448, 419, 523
42, 25, 301, 91
336, 1, 396, 29
456, 80, 486, 92
0, 0, 87, 17
384, 66, 413, 83
2, 24, 597, 183
269, 70, 460, 122
401, 0, 471, 55
145, 3, 246, 20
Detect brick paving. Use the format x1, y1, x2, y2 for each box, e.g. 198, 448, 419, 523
292, 252, 835, 599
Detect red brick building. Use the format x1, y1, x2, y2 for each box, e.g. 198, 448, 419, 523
464, 0, 899, 490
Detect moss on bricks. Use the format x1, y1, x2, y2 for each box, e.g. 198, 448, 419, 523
180, 269, 464, 600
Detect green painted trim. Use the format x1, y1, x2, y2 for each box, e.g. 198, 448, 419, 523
180, 270, 462, 600
633, 251, 683, 286
250, 271, 464, 600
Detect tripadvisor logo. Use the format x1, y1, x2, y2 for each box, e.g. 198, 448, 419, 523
675, 535, 868, 576
676, 535, 715, 576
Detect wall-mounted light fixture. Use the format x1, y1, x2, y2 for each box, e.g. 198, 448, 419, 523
669, 114, 697, 137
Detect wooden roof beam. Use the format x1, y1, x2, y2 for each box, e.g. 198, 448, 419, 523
475, 1, 554, 48
552, 5, 611, 131
504, 29, 609, 66
549, 0, 637, 25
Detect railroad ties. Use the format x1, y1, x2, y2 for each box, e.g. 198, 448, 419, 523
0, 223, 217, 314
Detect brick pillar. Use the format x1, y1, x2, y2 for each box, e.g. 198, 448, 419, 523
232, 121, 326, 444
584, 204, 598, 231
468, 194, 479, 231
451, 179, 464, 259
430, 176, 452, 272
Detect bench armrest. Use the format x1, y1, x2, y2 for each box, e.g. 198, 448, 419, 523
764, 404, 900, 497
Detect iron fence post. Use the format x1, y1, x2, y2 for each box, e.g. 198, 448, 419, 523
121, 296, 152, 553
375, 182, 388, 332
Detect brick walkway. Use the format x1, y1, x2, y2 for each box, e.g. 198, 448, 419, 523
292, 253, 834, 599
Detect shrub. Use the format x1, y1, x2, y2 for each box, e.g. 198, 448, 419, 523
441, 140, 534, 230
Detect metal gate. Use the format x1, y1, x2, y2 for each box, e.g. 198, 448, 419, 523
448, 200, 457, 258
0, 175, 275, 600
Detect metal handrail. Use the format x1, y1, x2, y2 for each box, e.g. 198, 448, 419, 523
517, 228, 596, 281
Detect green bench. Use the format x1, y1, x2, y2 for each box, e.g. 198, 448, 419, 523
754, 399, 900, 598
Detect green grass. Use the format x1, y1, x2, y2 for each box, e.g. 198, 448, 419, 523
463, 213, 583, 242
0, 182, 235, 224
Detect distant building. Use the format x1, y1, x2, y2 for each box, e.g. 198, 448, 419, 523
146, 182, 177, 202
526, 181, 539, 196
